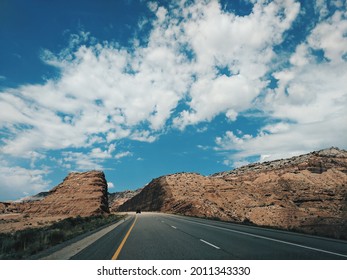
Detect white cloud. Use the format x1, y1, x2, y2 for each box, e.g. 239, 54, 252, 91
115, 151, 132, 160
0, 160, 51, 201
266, 10, 347, 125
58, 144, 127, 171
27, 151, 46, 169
174, 74, 262, 128
107, 182, 115, 189
315, 0, 329, 19
332, 0, 344, 8
214, 6, 347, 165
0, 1, 302, 157
173, 0, 300, 128
216, 113, 347, 164
61, 151, 103, 171
197, 144, 210, 151
90, 144, 116, 159
308, 10, 347, 63
1, 0, 346, 197
0, 13, 192, 155
196, 126, 208, 133
232, 160, 250, 168
130, 130, 157, 143
147, 1, 159, 13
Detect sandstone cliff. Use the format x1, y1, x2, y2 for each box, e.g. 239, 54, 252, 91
23, 170, 110, 216
119, 148, 347, 239
0, 171, 109, 233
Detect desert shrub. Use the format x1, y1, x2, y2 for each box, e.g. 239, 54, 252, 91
47, 229, 66, 245
0, 214, 122, 259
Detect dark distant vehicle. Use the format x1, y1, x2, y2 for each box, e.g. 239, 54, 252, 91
136, 209, 141, 214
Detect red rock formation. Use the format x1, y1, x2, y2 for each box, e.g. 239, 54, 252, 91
108, 188, 142, 212
0, 202, 27, 214
24, 171, 109, 217
119, 148, 347, 239
0, 171, 110, 233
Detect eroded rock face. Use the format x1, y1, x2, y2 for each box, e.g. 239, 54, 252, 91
0, 202, 26, 214
108, 188, 142, 212
0, 171, 110, 233
1, 171, 109, 217
25, 171, 110, 216
119, 148, 347, 239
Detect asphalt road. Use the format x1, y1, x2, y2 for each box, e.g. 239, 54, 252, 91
71, 212, 347, 260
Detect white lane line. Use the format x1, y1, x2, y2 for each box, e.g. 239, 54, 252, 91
171, 225, 177, 229
200, 239, 220, 249
172, 217, 347, 258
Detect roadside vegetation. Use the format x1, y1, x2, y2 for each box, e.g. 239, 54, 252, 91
0, 214, 123, 259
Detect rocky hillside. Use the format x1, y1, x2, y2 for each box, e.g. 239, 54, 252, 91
119, 148, 347, 239
0, 171, 110, 233
108, 188, 142, 212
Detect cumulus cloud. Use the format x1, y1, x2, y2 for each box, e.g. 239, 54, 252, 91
115, 151, 133, 160
0, 160, 51, 201
215, 5, 347, 166
60, 151, 104, 171
0, 0, 302, 157
173, 0, 300, 128
90, 144, 116, 159
315, 0, 330, 19
0, 27, 190, 156
1, 0, 346, 198
216, 116, 346, 166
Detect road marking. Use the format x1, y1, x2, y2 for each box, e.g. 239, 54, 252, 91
172, 217, 347, 258
40, 216, 130, 260
171, 225, 177, 229
111, 216, 137, 260
200, 239, 220, 249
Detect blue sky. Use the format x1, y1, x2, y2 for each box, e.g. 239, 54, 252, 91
1, 0, 347, 201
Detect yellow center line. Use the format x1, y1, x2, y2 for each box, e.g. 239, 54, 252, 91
111, 215, 138, 260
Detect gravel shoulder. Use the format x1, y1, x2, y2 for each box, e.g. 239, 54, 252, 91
35, 215, 130, 260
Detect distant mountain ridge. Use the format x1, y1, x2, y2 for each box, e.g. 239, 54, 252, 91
108, 189, 142, 212
13, 192, 50, 203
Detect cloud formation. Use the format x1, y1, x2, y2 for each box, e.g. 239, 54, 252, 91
173, 0, 300, 127
1, 0, 346, 198
216, 3, 347, 165
0, 160, 50, 200
0, 0, 301, 158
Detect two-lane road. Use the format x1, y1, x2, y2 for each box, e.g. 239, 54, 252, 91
71, 212, 347, 260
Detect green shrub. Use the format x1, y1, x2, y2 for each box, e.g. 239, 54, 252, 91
0, 214, 122, 259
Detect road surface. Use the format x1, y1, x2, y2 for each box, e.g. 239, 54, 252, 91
69, 212, 347, 260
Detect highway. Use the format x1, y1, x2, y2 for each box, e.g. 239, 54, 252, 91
70, 212, 347, 260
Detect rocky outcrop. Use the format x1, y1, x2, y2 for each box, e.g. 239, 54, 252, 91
118, 173, 233, 219
23, 171, 110, 217
0, 202, 26, 214
119, 148, 347, 239
0, 171, 110, 233
1, 171, 109, 218
108, 188, 142, 212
